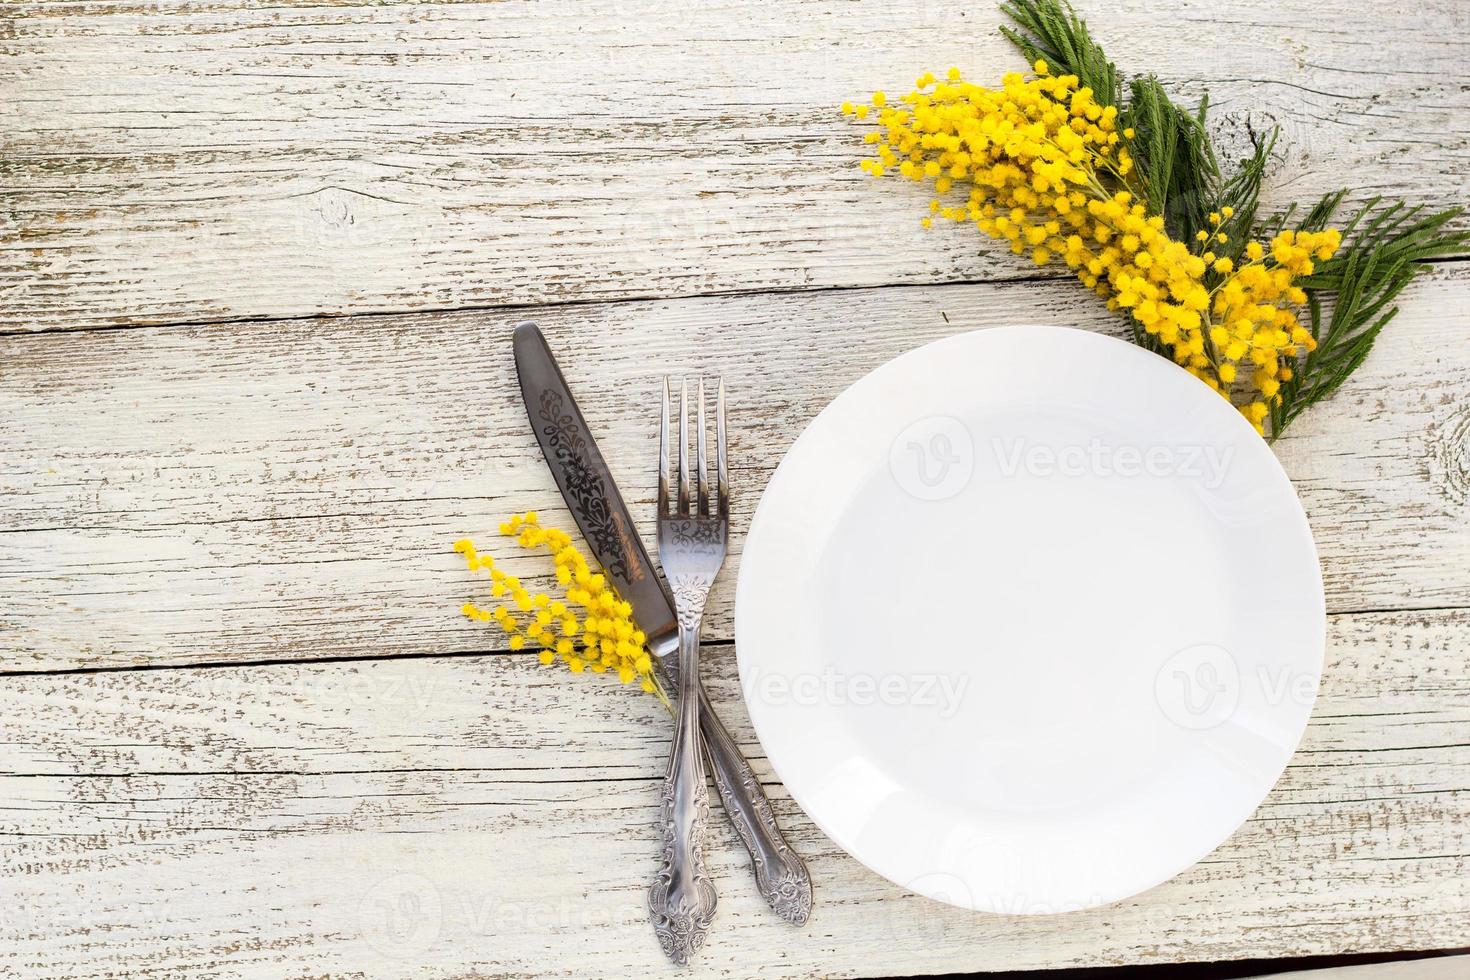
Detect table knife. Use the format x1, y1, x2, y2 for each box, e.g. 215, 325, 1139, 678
512, 321, 812, 926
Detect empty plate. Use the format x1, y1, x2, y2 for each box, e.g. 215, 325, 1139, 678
735, 325, 1324, 913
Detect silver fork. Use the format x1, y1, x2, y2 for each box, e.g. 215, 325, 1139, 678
648, 377, 726, 965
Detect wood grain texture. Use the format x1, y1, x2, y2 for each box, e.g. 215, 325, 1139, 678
4, 0, 1469, 974
1, 608, 1467, 978
3, 0, 1469, 331
2, 263, 1467, 672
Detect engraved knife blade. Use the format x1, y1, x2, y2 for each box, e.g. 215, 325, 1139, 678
512, 321, 679, 657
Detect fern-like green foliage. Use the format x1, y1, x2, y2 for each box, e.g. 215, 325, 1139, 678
999, 0, 1467, 438
1271, 197, 1470, 435
1125, 79, 1218, 244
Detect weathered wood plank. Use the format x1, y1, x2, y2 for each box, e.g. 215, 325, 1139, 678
3, 0, 1468, 330
5, 2, 1467, 977
1, 609, 1466, 978
2, 265, 1467, 672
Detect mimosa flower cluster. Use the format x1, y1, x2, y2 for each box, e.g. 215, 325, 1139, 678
454, 513, 666, 703
843, 64, 1343, 433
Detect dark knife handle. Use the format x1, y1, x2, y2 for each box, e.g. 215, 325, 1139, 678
697, 683, 813, 925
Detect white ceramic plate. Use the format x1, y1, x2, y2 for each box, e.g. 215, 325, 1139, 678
735, 325, 1324, 914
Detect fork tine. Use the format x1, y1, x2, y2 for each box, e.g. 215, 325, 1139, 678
696, 378, 710, 517
658, 377, 672, 516
716, 377, 729, 520
677, 378, 690, 516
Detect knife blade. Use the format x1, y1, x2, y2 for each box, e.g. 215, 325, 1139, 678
511, 320, 813, 926
511, 321, 679, 660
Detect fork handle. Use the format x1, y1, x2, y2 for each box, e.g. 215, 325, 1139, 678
698, 686, 814, 925
648, 622, 717, 965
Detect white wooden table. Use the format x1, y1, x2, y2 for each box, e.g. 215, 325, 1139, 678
3, 1, 1468, 976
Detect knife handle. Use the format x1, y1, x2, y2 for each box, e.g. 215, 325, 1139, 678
698, 685, 814, 925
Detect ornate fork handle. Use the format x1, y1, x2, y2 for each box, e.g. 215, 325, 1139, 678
648, 593, 718, 965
